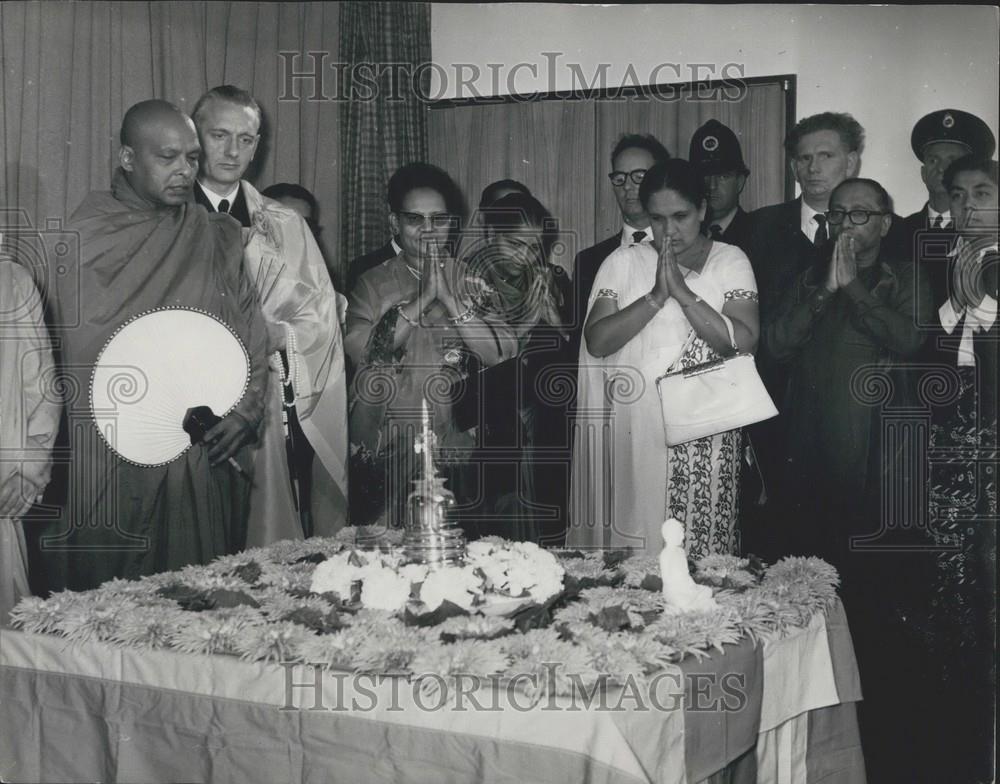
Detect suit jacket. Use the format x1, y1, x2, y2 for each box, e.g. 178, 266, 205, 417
716, 206, 754, 256
746, 199, 824, 331
901, 205, 961, 367
347, 240, 398, 294
901, 205, 958, 306
193, 181, 252, 228
569, 232, 622, 358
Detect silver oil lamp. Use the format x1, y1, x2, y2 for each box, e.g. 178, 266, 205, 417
402, 399, 465, 567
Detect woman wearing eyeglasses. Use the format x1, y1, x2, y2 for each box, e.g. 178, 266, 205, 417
569, 159, 760, 558
344, 163, 517, 526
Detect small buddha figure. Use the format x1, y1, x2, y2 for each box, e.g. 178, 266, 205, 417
659, 518, 717, 612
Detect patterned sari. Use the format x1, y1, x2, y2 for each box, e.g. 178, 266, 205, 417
568, 241, 757, 558
344, 255, 514, 527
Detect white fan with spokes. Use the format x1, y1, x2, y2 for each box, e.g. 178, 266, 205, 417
90, 307, 250, 466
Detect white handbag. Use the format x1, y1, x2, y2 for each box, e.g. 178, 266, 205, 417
655, 329, 777, 446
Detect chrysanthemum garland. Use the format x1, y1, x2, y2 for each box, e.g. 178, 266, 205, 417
8, 531, 840, 699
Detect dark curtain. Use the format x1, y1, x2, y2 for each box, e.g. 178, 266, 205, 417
339, 1, 431, 269
0, 1, 341, 286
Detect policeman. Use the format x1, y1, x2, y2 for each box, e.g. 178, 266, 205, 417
902, 109, 996, 322
688, 119, 752, 254
905, 108, 996, 232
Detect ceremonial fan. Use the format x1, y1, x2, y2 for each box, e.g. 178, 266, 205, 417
90, 307, 250, 467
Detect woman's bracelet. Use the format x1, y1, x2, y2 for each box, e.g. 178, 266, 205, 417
449, 305, 476, 325
395, 303, 419, 327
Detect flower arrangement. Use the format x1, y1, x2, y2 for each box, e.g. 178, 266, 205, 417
307, 537, 565, 616
9, 530, 842, 702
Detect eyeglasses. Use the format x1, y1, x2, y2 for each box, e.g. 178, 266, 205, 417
396, 211, 457, 229
608, 169, 647, 187
826, 209, 888, 226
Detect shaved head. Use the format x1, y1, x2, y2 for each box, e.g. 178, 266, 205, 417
118, 100, 201, 206
120, 99, 195, 149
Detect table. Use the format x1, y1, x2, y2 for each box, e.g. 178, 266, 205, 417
1, 602, 864, 783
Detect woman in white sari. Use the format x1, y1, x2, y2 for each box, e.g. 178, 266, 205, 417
568, 159, 759, 558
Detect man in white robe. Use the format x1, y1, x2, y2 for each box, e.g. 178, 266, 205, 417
192, 85, 348, 542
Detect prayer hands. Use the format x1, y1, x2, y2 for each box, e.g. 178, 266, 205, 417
650, 241, 676, 307
422, 239, 460, 313
825, 235, 857, 292
951, 240, 996, 311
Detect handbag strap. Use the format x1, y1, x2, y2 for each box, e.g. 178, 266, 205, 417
665, 310, 740, 374
666, 328, 699, 373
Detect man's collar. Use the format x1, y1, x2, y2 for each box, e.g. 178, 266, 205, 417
800, 199, 824, 238
926, 203, 952, 224
620, 220, 653, 247
710, 207, 738, 234
197, 181, 241, 211
391, 238, 402, 255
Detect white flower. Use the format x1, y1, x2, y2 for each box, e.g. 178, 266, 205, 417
309, 550, 373, 598
360, 568, 412, 613
465, 540, 564, 603
419, 566, 483, 612
397, 563, 429, 586
464, 540, 496, 560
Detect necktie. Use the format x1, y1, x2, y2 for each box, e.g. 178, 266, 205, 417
931, 214, 943, 230
632, 230, 647, 245
813, 214, 827, 247
709, 224, 723, 240
218, 199, 230, 214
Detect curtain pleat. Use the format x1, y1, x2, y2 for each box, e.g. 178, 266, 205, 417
0, 1, 343, 286
339, 1, 431, 269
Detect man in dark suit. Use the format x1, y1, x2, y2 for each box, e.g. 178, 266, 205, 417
742, 112, 865, 556
689, 119, 753, 255
747, 112, 867, 323
570, 134, 670, 354
900, 109, 995, 326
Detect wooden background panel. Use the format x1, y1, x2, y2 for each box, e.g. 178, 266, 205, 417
429, 78, 788, 276
593, 82, 788, 242
428, 100, 594, 273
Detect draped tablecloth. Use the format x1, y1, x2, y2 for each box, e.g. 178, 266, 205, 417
0, 601, 863, 784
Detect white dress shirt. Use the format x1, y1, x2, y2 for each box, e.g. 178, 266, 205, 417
619, 221, 655, 248
198, 182, 240, 212
800, 200, 825, 242
927, 205, 952, 229
938, 240, 998, 366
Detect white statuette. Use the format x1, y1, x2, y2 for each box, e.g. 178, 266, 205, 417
659, 518, 718, 612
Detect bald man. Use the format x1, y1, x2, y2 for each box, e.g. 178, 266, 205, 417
38, 99, 269, 592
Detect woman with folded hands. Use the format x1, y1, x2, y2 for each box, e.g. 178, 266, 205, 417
569, 159, 759, 557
